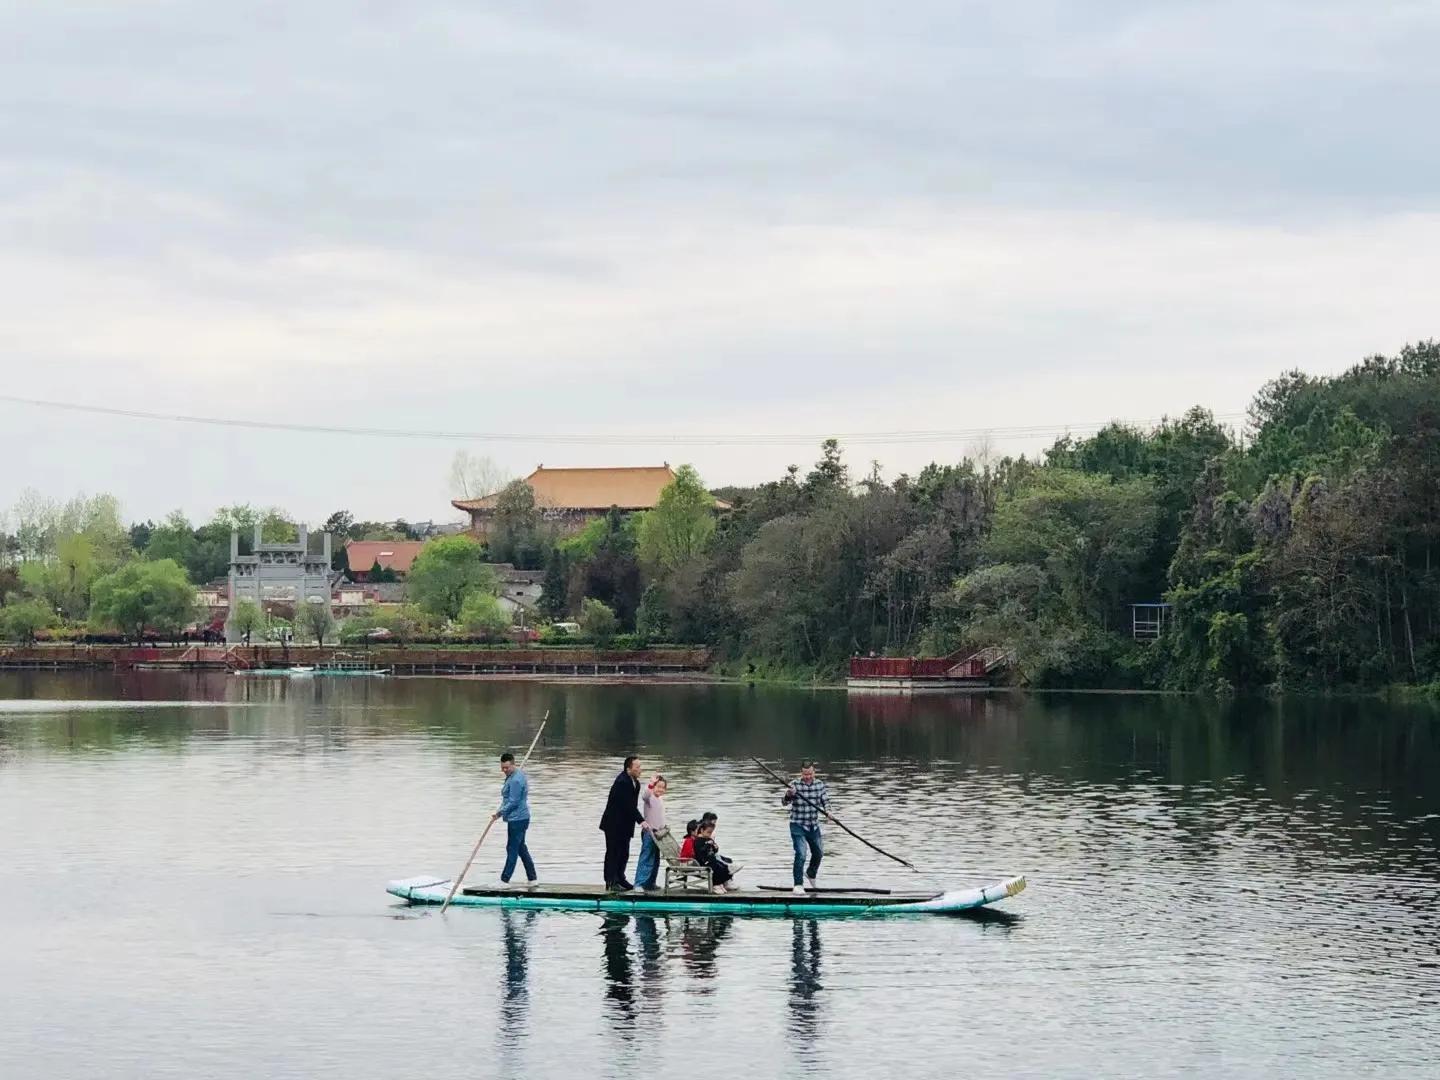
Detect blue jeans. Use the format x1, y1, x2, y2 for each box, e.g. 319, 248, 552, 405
502, 818, 537, 883
791, 823, 823, 885
635, 830, 659, 889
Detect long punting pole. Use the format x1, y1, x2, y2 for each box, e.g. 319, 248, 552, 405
439, 712, 549, 914
751, 757, 919, 874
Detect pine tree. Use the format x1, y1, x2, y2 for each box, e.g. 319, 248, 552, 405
539, 550, 569, 620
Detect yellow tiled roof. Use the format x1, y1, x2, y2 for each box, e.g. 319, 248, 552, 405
453, 466, 730, 513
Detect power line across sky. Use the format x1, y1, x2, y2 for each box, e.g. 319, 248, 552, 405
0, 394, 1247, 449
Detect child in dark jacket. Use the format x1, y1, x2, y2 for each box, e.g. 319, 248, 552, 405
691, 822, 735, 892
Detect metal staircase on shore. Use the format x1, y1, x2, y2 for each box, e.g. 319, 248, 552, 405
966, 646, 1014, 674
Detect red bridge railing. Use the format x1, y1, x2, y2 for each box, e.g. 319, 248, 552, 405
848, 653, 988, 679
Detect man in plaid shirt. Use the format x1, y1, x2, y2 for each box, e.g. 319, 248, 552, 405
783, 762, 829, 894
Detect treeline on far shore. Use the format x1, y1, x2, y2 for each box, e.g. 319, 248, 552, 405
583, 339, 1440, 695
5, 340, 1440, 694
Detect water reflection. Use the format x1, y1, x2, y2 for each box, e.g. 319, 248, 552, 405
601, 912, 735, 1025
675, 915, 733, 987
634, 915, 664, 1008
957, 906, 1022, 931
600, 914, 638, 1033
788, 920, 824, 1042
6, 674, 1440, 1077
500, 910, 537, 1036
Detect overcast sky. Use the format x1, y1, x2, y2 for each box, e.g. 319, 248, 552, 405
2, 1, 1437, 526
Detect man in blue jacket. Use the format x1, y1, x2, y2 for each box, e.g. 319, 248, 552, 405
492, 751, 537, 887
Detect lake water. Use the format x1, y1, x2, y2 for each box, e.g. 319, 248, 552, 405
1, 673, 1437, 1079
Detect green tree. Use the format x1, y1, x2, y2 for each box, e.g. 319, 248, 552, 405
187, 522, 234, 585
377, 604, 427, 645
459, 592, 511, 639
368, 559, 399, 584
57, 492, 133, 570
351, 522, 410, 541
539, 549, 570, 620
804, 438, 849, 501
579, 597, 619, 646
491, 480, 547, 568
145, 511, 198, 570
728, 513, 843, 664
129, 520, 154, 552
16, 534, 98, 621
10, 488, 58, 561
230, 599, 264, 645
637, 464, 717, 572
575, 509, 643, 628
297, 602, 335, 647
407, 536, 495, 621
324, 511, 356, 569
635, 582, 671, 644
0, 599, 58, 644
54, 533, 98, 618
984, 470, 1159, 628
323, 510, 356, 539
0, 565, 22, 606
90, 560, 197, 641
214, 505, 296, 545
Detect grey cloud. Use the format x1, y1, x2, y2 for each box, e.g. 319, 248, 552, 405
4, 0, 1437, 261
1, 2, 1438, 521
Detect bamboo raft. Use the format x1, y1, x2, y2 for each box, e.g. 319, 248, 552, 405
387, 875, 1026, 917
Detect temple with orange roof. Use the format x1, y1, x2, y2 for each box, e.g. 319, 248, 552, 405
452, 464, 729, 539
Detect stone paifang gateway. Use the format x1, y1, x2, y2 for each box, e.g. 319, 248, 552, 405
452, 464, 730, 540
225, 525, 333, 643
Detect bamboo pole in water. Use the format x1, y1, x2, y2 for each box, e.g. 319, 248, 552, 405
439, 712, 548, 914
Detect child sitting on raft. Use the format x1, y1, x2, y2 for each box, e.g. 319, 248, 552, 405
691, 821, 737, 893
679, 819, 699, 861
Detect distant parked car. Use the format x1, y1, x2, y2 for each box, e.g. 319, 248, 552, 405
552, 621, 581, 635
366, 627, 393, 640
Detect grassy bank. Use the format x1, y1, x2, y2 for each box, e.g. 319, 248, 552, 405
710, 657, 846, 688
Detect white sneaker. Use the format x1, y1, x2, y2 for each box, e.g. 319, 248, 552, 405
792, 885, 807, 895
806, 877, 818, 890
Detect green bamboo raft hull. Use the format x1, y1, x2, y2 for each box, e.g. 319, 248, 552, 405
386, 875, 1026, 917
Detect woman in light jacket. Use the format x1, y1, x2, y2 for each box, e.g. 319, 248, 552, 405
634, 775, 668, 890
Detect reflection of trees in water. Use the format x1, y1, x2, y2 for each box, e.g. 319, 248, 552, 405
788, 919, 824, 1042
9, 673, 1440, 869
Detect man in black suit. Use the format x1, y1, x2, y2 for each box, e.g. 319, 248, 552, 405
599, 755, 645, 890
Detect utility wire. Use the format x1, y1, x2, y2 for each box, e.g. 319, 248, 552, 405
0, 393, 1245, 448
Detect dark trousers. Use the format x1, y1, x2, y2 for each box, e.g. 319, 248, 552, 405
502, 819, 536, 883
603, 830, 633, 886
791, 823, 824, 885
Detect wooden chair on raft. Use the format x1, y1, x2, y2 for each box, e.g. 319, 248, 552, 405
652, 826, 712, 891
